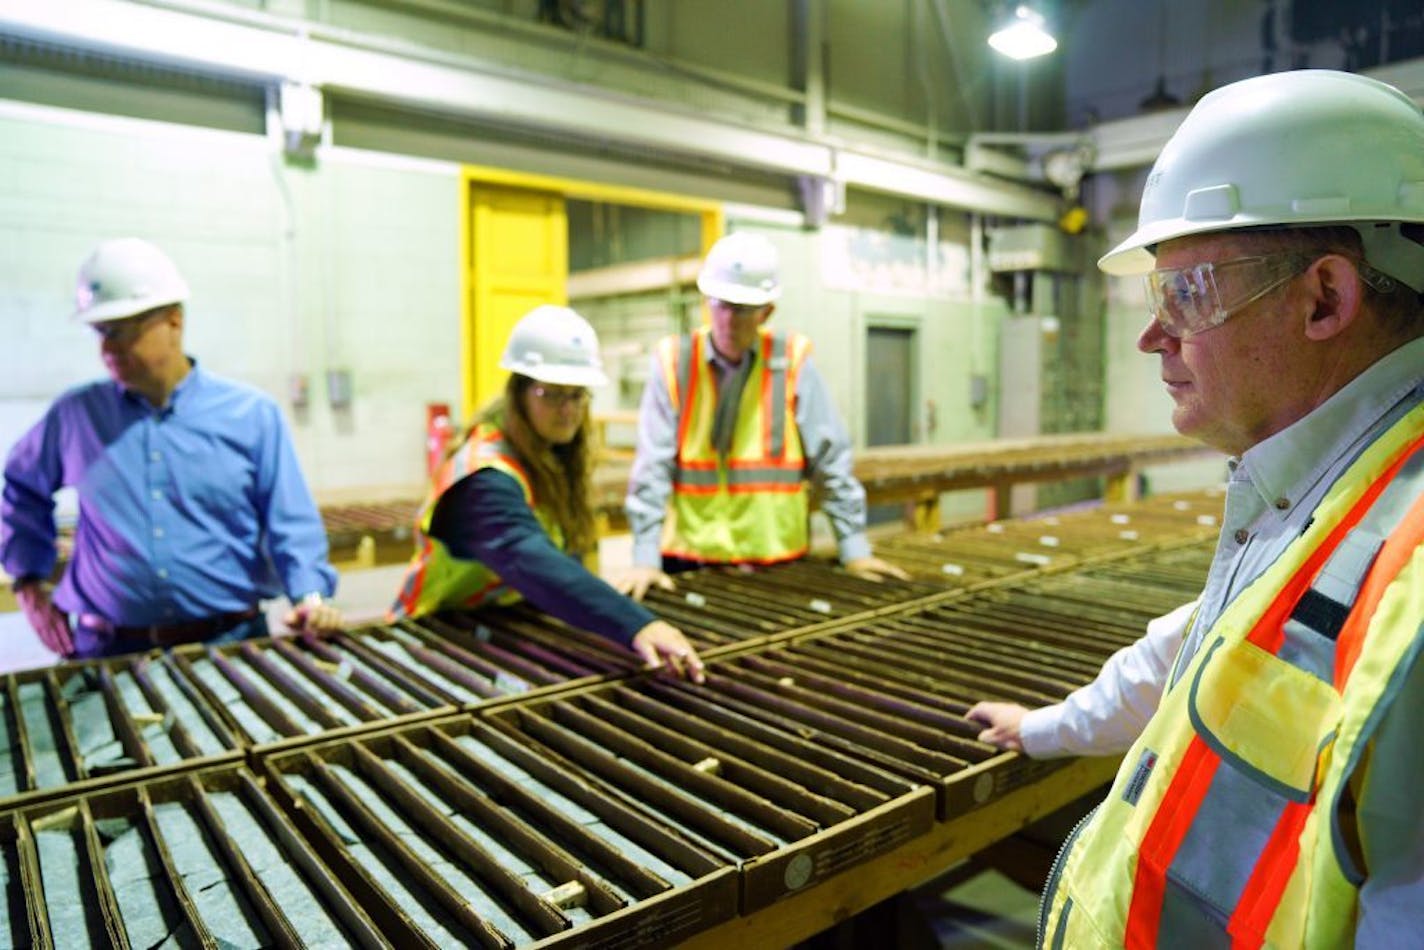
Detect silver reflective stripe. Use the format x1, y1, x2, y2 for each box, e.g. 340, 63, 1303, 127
1290, 529, 1385, 642
1166, 748, 1290, 917
727, 466, 802, 486
451, 440, 475, 475
1277, 616, 1338, 681
768, 332, 788, 457
673, 466, 803, 487
1156, 883, 1233, 950
674, 468, 721, 488
1313, 529, 1384, 610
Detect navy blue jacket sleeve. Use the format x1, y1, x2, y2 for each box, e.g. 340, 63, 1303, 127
428, 468, 654, 648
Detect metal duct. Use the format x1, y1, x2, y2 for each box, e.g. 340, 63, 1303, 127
0, 0, 1061, 220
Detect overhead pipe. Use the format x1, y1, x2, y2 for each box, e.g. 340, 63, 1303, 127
0, 0, 1062, 221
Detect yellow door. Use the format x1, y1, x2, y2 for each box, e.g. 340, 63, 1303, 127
464, 185, 568, 416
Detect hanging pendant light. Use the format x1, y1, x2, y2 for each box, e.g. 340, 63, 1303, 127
988, 4, 1058, 60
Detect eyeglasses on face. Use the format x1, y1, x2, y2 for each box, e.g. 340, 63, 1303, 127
530, 384, 591, 408
91, 307, 169, 344
708, 299, 764, 318
1142, 253, 1323, 339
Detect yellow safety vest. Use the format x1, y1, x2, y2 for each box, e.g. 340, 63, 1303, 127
1041, 401, 1424, 949
389, 423, 563, 620
658, 326, 811, 564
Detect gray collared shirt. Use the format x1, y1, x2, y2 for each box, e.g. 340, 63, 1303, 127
1179, 336, 1424, 677
627, 333, 870, 567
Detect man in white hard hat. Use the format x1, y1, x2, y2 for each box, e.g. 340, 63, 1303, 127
963, 71, 1424, 946
390, 305, 705, 682
1, 237, 342, 661
616, 231, 907, 600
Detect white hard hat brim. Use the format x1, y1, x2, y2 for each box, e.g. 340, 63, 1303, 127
1097, 215, 1244, 275
503, 360, 610, 388
1099, 212, 1424, 282
696, 274, 781, 307
73, 291, 187, 324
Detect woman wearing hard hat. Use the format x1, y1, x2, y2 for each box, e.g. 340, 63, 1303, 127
390, 305, 704, 682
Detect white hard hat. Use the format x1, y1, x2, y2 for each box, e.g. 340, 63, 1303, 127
697, 232, 782, 306
499, 305, 609, 387
1100, 70, 1424, 293
73, 237, 190, 323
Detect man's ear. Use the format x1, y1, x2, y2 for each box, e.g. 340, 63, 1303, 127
758, 303, 775, 325
1303, 254, 1363, 342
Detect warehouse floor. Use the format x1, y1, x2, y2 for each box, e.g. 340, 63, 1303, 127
788, 808, 1088, 950
914, 867, 1040, 948
789, 865, 1043, 949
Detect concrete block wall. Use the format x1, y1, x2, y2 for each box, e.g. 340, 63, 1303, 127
0, 100, 461, 501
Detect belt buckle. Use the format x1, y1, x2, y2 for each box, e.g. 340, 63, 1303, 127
79, 613, 114, 634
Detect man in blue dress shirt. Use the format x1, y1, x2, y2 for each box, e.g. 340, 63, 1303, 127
1, 237, 342, 660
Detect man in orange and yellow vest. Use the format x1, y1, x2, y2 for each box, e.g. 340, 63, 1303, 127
614, 232, 907, 600
982, 70, 1424, 948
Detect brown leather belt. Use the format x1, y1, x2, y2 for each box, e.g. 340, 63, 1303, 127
84, 607, 261, 647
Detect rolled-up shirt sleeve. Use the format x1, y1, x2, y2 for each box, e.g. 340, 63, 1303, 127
1020, 598, 1198, 759
435, 469, 655, 647
795, 356, 871, 563
626, 350, 678, 568
254, 402, 337, 600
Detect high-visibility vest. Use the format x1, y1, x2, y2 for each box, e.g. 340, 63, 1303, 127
1040, 400, 1424, 949
389, 423, 562, 620
658, 326, 811, 564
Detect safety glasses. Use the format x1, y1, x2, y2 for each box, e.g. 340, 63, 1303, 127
708, 299, 765, 319
530, 384, 591, 408
91, 307, 170, 345
1143, 253, 1315, 339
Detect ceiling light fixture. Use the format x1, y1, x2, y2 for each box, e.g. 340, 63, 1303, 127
988, 5, 1058, 60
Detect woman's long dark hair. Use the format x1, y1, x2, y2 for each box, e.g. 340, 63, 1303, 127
472, 373, 598, 554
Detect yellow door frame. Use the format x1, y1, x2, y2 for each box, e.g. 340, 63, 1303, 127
459, 164, 725, 420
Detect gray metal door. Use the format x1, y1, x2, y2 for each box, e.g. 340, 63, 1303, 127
865, 326, 914, 525
865, 326, 913, 446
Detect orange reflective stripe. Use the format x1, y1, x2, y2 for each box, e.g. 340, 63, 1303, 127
1335, 479, 1424, 687
727, 457, 801, 470
1243, 428, 1424, 655
391, 535, 434, 619
461, 576, 503, 607
675, 334, 702, 456
1126, 736, 1220, 948
1227, 799, 1312, 948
